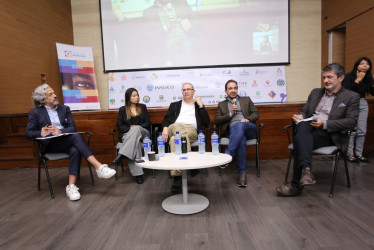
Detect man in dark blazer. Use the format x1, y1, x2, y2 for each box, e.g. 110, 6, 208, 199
25, 84, 116, 201
215, 79, 259, 187
276, 63, 360, 197
161, 82, 210, 192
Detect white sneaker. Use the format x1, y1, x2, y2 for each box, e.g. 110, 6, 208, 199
66, 184, 81, 201
96, 164, 116, 179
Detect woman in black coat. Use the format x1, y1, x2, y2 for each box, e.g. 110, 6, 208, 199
114, 88, 151, 183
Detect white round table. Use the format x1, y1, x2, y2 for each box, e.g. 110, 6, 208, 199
136, 152, 232, 215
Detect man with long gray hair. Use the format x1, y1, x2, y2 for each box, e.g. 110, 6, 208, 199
25, 84, 116, 201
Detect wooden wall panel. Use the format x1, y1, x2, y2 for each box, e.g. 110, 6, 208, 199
0, 0, 74, 115
322, 0, 374, 31
345, 8, 374, 72
1, 102, 373, 170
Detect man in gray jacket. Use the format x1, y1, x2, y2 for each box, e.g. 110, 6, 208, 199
276, 63, 360, 197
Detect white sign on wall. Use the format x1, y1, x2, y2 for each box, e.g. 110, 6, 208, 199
108, 66, 287, 109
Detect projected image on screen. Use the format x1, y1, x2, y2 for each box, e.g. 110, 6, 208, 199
100, 0, 289, 72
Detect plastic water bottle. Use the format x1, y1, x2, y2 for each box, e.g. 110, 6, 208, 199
211, 131, 219, 155
198, 130, 205, 154
143, 135, 152, 161
174, 131, 182, 155
157, 132, 165, 157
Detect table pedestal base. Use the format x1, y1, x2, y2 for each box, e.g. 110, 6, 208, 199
162, 194, 209, 215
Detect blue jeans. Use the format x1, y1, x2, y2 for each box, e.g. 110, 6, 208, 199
225, 122, 257, 173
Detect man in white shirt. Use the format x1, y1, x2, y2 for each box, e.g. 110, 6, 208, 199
161, 82, 210, 192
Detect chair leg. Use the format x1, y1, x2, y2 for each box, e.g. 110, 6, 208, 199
256, 142, 260, 177
121, 161, 124, 173
43, 160, 55, 199
284, 151, 293, 185
329, 152, 340, 198
87, 161, 95, 187
114, 162, 119, 181
343, 156, 351, 188
38, 160, 42, 191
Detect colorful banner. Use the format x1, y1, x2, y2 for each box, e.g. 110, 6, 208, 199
56, 43, 101, 110
108, 66, 287, 109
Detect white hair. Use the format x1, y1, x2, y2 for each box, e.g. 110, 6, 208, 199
32, 83, 50, 107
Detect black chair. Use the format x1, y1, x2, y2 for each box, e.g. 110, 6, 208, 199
283, 124, 351, 198
217, 123, 264, 177
33, 132, 95, 199
110, 125, 155, 180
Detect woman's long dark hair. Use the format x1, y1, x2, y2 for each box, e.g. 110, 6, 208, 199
349, 57, 373, 93
124, 88, 141, 119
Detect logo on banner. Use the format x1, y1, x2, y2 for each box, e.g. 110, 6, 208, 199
252, 80, 258, 88
276, 68, 283, 75
239, 91, 247, 97
222, 69, 231, 75
173, 96, 177, 100
121, 75, 127, 81
146, 85, 153, 91
155, 85, 174, 90
255, 69, 268, 75
159, 95, 164, 100
132, 74, 146, 79
64, 51, 72, 58
109, 98, 115, 105
121, 99, 125, 104
109, 87, 115, 93
277, 79, 285, 86
240, 70, 250, 76
264, 80, 272, 87
238, 81, 247, 87
150, 73, 158, 80
268, 91, 276, 98
143, 96, 150, 103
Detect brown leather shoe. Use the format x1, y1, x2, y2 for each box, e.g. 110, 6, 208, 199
299, 169, 316, 187
237, 173, 247, 187
276, 184, 302, 197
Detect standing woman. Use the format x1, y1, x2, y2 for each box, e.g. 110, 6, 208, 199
113, 88, 151, 183
342, 57, 374, 163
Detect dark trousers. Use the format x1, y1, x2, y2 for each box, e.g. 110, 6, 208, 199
43, 134, 93, 175
291, 122, 333, 187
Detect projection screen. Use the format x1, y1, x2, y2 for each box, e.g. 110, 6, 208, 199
99, 0, 289, 72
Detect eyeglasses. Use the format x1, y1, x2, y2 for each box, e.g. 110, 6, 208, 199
182, 88, 194, 92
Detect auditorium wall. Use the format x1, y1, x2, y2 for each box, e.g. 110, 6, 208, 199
71, 0, 322, 109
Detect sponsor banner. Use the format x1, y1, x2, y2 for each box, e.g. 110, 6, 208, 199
108, 66, 287, 109
56, 43, 101, 110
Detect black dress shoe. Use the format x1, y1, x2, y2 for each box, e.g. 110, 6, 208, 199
171, 176, 182, 193
357, 156, 370, 163
276, 184, 302, 197
112, 154, 122, 165
135, 175, 143, 184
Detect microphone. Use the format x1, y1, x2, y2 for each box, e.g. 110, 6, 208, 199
312, 116, 318, 122
232, 98, 241, 114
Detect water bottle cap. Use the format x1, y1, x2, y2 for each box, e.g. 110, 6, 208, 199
176, 131, 179, 134
200, 130, 203, 133
213, 131, 216, 134
145, 135, 149, 138
159, 132, 162, 136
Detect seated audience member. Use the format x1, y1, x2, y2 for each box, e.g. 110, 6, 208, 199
342, 57, 374, 163
161, 82, 210, 192
113, 88, 151, 184
276, 63, 360, 197
215, 79, 259, 188
25, 84, 116, 201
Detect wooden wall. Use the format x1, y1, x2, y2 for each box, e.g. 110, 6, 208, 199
0, 0, 74, 115
322, 0, 374, 72
1, 101, 373, 170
